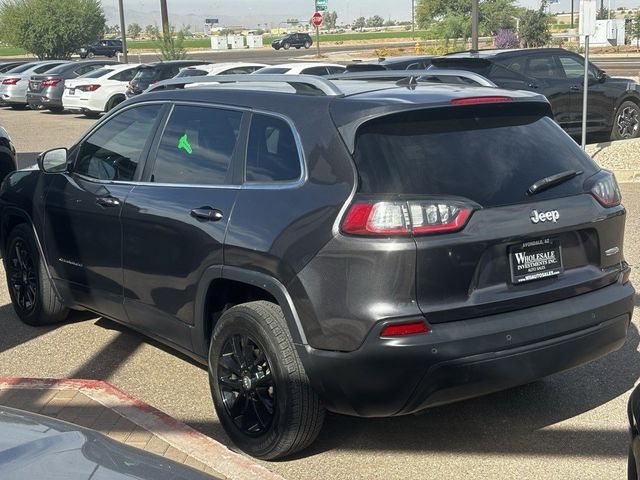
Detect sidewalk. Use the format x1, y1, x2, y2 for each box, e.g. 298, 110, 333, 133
0, 378, 284, 480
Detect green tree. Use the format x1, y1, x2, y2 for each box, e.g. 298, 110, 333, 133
145, 24, 157, 37
366, 15, 385, 28
416, 0, 518, 36
153, 25, 188, 60
0, 0, 105, 59
353, 16, 366, 29
384, 19, 397, 27
128, 23, 141, 39
632, 12, 640, 50
596, 7, 611, 19
325, 11, 338, 30
480, 0, 518, 35
429, 12, 471, 45
519, 4, 551, 47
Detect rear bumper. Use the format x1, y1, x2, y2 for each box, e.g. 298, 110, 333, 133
298, 280, 634, 417
27, 93, 62, 108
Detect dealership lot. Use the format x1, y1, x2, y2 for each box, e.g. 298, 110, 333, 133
0, 105, 639, 479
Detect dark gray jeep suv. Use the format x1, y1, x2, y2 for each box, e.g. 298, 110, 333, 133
0, 75, 634, 460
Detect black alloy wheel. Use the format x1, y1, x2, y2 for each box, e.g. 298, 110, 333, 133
613, 101, 640, 140
7, 239, 38, 314
217, 333, 275, 436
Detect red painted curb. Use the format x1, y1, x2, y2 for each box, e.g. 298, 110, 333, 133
0, 377, 284, 480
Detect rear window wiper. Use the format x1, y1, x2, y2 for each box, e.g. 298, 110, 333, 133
527, 170, 583, 196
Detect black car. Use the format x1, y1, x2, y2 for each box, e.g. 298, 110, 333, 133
126, 61, 209, 97
0, 125, 16, 184
27, 60, 119, 112
78, 39, 124, 59
0, 74, 634, 461
431, 48, 640, 140
346, 55, 436, 72
271, 32, 312, 50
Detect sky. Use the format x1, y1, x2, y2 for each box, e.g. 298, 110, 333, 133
102, 0, 640, 28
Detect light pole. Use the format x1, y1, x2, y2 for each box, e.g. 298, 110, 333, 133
118, 0, 128, 63
411, 0, 415, 40
160, 0, 170, 37
471, 0, 479, 50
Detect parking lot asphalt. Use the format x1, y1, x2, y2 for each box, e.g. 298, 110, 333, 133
0, 106, 639, 479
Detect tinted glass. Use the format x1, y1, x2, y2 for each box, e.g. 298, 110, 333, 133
34, 63, 64, 74
135, 68, 159, 80
75, 105, 161, 181
151, 105, 242, 185
353, 105, 598, 207
82, 67, 112, 79
254, 67, 290, 74
111, 68, 139, 82
44, 63, 74, 75
74, 64, 100, 76
246, 114, 301, 182
526, 56, 561, 78
557, 55, 597, 79
7, 63, 39, 74
301, 66, 329, 76
326, 66, 346, 74
175, 69, 208, 78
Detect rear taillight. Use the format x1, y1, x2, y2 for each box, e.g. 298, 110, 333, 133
2, 78, 19, 85
342, 200, 474, 237
451, 96, 513, 105
77, 84, 100, 92
380, 320, 429, 337
590, 172, 621, 207
41, 78, 62, 87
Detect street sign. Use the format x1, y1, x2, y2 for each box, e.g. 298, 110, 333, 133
312, 12, 323, 27
316, 0, 328, 11
579, 0, 597, 36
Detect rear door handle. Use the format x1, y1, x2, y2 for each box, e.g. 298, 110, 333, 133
96, 196, 121, 208
190, 207, 223, 221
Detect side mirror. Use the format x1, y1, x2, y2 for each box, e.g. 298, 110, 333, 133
598, 70, 607, 83
38, 148, 68, 174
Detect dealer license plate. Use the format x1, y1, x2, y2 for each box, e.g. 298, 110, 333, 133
509, 238, 563, 284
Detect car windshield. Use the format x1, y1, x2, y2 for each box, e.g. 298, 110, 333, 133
254, 67, 290, 74
353, 103, 598, 207
80, 68, 113, 79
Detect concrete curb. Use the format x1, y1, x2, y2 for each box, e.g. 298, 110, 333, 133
0, 378, 285, 480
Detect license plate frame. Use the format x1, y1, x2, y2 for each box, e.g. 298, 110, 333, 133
509, 238, 563, 284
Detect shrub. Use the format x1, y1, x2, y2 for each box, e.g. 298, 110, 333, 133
494, 29, 519, 48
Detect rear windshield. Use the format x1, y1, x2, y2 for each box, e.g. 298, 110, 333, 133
175, 68, 208, 78
6, 63, 37, 73
353, 104, 598, 207
254, 67, 290, 74
46, 64, 73, 75
81, 68, 112, 79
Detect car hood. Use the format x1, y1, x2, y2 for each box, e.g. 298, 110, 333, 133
0, 407, 217, 480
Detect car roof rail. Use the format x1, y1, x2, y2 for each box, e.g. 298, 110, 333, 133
325, 69, 497, 88
148, 74, 345, 97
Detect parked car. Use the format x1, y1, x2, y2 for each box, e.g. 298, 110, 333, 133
0, 75, 633, 461
27, 60, 119, 113
78, 39, 124, 59
63, 64, 142, 119
0, 61, 28, 74
0, 61, 70, 109
175, 62, 268, 78
253, 62, 345, 76
0, 125, 16, 184
346, 55, 436, 73
271, 32, 313, 50
126, 61, 210, 97
0, 406, 217, 479
431, 48, 640, 140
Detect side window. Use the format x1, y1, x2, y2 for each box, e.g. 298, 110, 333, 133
525, 56, 562, 79
557, 55, 596, 79
489, 63, 528, 81
75, 104, 162, 181
301, 66, 329, 76
246, 114, 301, 182
326, 66, 346, 74
111, 68, 138, 82
151, 105, 242, 185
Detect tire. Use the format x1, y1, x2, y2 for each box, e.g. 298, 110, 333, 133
295, 46, 301, 49
87, 51, 95, 59
611, 100, 640, 141
47, 106, 64, 114
105, 95, 125, 112
9, 104, 27, 110
304, 42, 311, 49
283, 43, 290, 50
274, 46, 280, 51
4, 224, 69, 326
83, 111, 100, 119
79, 54, 87, 59
209, 301, 324, 460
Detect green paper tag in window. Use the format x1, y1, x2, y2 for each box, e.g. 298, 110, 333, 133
178, 133, 193, 154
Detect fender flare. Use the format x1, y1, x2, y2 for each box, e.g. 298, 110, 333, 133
191, 265, 308, 357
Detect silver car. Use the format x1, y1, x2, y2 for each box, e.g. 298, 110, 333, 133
0, 60, 69, 108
